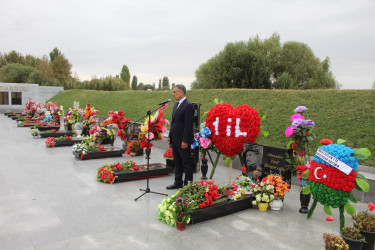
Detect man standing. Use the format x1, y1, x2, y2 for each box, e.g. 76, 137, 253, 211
166, 84, 194, 189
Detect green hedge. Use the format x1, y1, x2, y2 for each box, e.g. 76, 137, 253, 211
50, 89, 375, 167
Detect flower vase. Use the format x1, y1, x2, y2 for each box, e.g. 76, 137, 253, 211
269, 199, 283, 211
258, 202, 268, 211
341, 235, 363, 250
176, 221, 187, 231
201, 158, 208, 180
76, 129, 82, 138
360, 230, 375, 250
299, 190, 310, 214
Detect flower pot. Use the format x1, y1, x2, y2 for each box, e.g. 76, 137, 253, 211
341, 235, 363, 250
360, 230, 375, 250
258, 202, 268, 211
176, 221, 187, 231
269, 199, 283, 211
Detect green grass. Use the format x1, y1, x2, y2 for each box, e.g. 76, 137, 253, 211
50, 89, 375, 167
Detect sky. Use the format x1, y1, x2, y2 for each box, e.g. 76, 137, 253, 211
1, 0, 374, 89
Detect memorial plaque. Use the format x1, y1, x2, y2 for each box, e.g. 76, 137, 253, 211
243, 142, 291, 184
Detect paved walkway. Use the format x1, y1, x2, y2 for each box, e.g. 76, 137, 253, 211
0, 115, 369, 250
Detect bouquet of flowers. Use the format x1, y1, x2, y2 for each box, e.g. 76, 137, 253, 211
45, 137, 55, 148
65, 101, 82, 127
163, 148, 173, 160
251, 178, 275, 206
82, 103, 99, 129
103, 110, 131, 141
138, 107, 169, 149
97, 161, 143, 184
264, 174, 290, 200
125, 140, 141, 155
231, 173, 255, 200
285, 106, 316, 172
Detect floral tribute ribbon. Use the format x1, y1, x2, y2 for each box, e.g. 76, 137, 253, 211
205, 104, 261, 157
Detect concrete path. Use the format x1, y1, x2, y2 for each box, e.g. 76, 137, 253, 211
0, 115, 369, 250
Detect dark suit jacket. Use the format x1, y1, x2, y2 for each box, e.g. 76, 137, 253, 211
169, 99, 194, 145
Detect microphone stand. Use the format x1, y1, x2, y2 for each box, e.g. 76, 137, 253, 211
134, 104, 168, 201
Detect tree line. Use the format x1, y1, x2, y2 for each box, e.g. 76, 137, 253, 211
0, 48, 174, 91
192, 33, 340, 89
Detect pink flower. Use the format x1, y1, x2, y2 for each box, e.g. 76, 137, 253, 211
200, 137, 211, 148
165, 119, 170, 125
290, 113, 305, 121
285, 126, 297, 138
162, 126, 167, 133
146, 133, 154, 140
163, 104, 168, 109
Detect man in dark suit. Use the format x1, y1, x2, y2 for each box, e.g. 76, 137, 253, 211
166, 84, 194, 189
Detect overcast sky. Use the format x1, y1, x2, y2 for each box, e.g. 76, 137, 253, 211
1, 0, 374, 89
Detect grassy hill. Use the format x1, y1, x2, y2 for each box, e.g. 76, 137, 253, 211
50, 89, 375, 167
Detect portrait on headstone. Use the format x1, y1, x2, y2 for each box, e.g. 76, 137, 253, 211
243, 143, 264, 178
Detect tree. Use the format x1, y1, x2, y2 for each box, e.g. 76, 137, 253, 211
50, 54, 72, 87
192, 33, 338, 89
143, 84, 154, 90
171, 83, 175, 89
162, 76, 170, 90
131, 75, 138, 90
0, 63, 36, 83
120, 65, 130, 89
49, 47, 61, 62
137, 82, 144, 90
158, 79, 161, 90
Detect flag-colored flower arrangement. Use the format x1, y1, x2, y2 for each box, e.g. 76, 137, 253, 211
103, 110, 131, 141
302, 139, 371, 230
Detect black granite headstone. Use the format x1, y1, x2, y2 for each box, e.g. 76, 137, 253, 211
243, 142, 291, 184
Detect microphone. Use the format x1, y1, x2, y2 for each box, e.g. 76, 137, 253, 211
158, 98, 172, 105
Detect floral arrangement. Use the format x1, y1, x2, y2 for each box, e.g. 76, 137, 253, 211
45, 137, 55, 147
72, 143, 105, 155
125, 140, 141, 155
323, 233, 349, 250
89, 126, 116, 144
173, 197, 196, 223
82, 103, 99, 129
303, 139, 371, 230
251, 178, 275, 206
231, 173, 255, 200
103, 110, 131, 141
22, 98, 35, 115
138, 107, 169, 149
286, 106, 316, 179
205, 103, 261, 157
30, 128, 39, 137
97, 161, 143, 184
65, 101, 82, 127
163, 148, 173, 160
264, 174, 290, 199
158, 180, 232, 226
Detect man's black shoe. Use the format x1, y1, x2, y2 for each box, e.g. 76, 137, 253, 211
166, 184, 182, 190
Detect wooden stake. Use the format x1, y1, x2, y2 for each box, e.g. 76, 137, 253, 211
228, 159, 233, 184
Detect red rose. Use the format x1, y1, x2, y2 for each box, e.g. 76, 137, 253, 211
241, 166, 246, 172
326, 216, 334, 222
369, 202, 375, 211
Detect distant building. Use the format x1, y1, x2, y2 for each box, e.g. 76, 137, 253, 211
0, 83, 63, 112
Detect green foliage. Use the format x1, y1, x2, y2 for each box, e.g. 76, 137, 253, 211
354, 148, 371, 160
344, 202, 356, 216
193, 33, 338, 90
0, 63, 37, 83
341, 226, 364, 241
49, 88, 375, 167
355, 178, 370, 192
131, 75, 138, 90
120, 65, 130, 89
324, 205, 332, 215
162, 76, 170, 90
302, 185, 310, 195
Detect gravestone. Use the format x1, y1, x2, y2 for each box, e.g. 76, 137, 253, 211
243, 142, 291, 184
